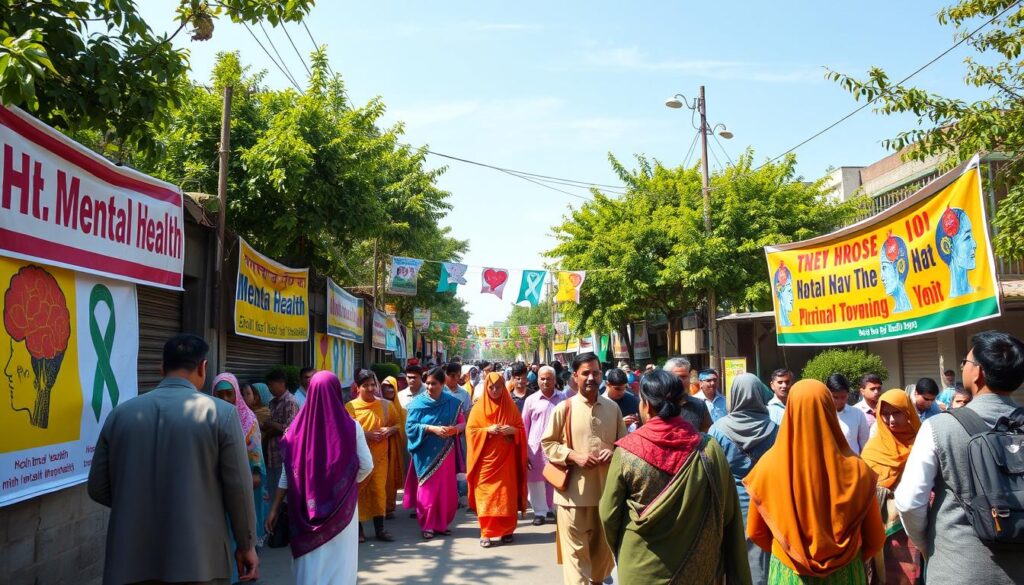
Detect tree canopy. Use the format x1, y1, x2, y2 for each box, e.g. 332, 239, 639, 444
828, 0, 1024, 259
547, 150, 863, 352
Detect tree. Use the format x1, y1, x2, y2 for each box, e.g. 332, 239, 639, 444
827, 0, 1024, 259
0, 1, 313, 160
548, 150, 863, 354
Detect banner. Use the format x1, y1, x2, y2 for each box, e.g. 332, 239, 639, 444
0, 107, 184, 290
436, 262, 467, 293
516, 270, 547, 306
596, 334, 610, 362
765, 156, 1000, 346
555, 271, 586, 303
314, 333, 355, 387
387, 256, 424, 296
326, 278, 363, 343
0, 258, 139, 506
611, 330, 630, 359
386, 315, 399, 352
481, 267, 509, 299
632, 321, 651, 359
235, 238, 309, 342
413, 308, 431, 331
723, 357, 747, 402
372, 310, 388, 350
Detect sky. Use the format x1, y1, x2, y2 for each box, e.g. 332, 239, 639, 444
140, 1, 988, 324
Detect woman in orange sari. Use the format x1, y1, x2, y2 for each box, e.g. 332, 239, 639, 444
744, 379, 885, 584
466, 372, 528, 548
860, 389, 922, 584
380, 376, 407, 520
344, 369, 402, 542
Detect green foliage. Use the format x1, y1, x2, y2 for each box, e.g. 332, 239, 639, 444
801, 349, 889, 387
547, 150, 862, 348
827, 0, 1024, 259
0, 0, 313, 161
369, 362, 401, 381
269, 364, 301, 390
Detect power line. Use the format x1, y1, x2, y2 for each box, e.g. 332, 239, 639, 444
258, 21, 302, 89
682, 129, 701, 169
241, 22, 302, 92
282, 24, 313, 78
422, 149, 627, 191
712, 133, 735, 168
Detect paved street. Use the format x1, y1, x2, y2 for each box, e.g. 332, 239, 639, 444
257, 502, 582, 584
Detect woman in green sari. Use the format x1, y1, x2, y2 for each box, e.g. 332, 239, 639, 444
599, 370, 752, 585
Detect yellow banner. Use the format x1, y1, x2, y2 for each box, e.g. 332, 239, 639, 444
723, 357, 747, 402
234, 238, 309, 342
765, 157, 1000, 346
314, 333, 356, 387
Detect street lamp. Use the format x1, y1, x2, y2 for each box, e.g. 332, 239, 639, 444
664, 86, 732, 371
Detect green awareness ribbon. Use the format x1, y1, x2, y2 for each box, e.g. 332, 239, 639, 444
89, 284, 119, 421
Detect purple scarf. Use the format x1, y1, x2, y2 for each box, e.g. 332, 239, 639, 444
278, 371, 360, 557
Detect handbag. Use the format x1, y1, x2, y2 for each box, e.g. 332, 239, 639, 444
542, 402, 573, 491
266, 503, 289, 548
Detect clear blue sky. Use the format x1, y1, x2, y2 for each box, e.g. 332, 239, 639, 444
141, 1, 984, 324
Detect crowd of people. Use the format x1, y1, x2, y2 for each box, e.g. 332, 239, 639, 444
85, 329, 1024, 585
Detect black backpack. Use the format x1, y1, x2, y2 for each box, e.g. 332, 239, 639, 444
949, 406, 1024, 548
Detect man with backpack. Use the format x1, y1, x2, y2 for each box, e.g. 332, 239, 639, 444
895, 330, 1024, 584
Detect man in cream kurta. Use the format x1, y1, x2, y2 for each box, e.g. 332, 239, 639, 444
542, 352, 627, 585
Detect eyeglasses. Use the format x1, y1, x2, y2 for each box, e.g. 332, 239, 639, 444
960, 358, 980, 368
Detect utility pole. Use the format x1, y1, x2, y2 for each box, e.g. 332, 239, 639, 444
213, 85, 232, 372
696, 86, 720, 372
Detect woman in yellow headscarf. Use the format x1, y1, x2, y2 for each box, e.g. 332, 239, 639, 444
744, 379, 885, 584
380, 375, 407, 520
466, 372, 528, 548
860, 389, 922, 584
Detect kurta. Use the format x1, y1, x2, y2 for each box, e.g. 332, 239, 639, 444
345, 397, 399, 521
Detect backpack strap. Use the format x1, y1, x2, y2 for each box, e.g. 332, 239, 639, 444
949, 407, 991, 437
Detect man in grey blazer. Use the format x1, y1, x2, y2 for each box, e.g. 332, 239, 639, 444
88, 334, 258, 584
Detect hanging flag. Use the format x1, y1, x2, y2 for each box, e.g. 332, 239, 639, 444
477, 326, 487, 337
515, 340, 522, 349
518, 325, 530, 336
516, 270, 547, 306
491, 327, 501, 338
387, 256, 424, 296
555, 270, 586, 303
596, 333, 611, 362
481, 267, 509, 299
449, 323, 461, 336
538, 324, 547, 336
555, 322, 569, 335
437, 262, 468, 293
484, 340, 491, 349
413, 308, 431, 331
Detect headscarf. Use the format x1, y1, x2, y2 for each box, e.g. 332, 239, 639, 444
252, 382, 273, 407
861, 389, 921, 490
714, 373, 778, 454
381, 375, 398, 393
743, 379, 879, 577
616, 415, 701, 475
466, 372, 528, 512
213, 373, 257, 437
278, 371, 360, 558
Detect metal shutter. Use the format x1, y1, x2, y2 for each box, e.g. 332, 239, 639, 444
225, 333, 286, 385
900, 336, 940, 387
137, 285, 184, 392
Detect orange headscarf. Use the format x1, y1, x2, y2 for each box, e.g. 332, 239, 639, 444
861, 389, 921, 490
744, 379, 883, 577
466, 373, 528, 514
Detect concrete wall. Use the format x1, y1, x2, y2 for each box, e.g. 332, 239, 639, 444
1, 485, 107, 585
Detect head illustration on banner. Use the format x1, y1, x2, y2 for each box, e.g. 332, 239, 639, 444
880, 231, 912, 313
4, 265, 71, 429
936, 207, 977, 298
773, 261, 794, 327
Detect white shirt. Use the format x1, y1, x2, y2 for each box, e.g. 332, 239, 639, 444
278, 421, 374, 488
397, 387, 423, 410
894, 418, 938, 549
836, 405, 870, 454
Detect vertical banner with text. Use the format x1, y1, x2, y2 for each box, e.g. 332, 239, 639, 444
234, 238, 309, 342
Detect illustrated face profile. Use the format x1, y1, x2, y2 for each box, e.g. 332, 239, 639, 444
935, 207, 976, 298
880, 232, 912, 313
774, 261, 794, 327
3, 265, 71, 428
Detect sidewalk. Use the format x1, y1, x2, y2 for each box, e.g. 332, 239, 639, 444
257, 505, 575, 584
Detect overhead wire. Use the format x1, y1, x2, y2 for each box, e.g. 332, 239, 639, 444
282, 23, 313, 78
712, 133, 735, 168
241, 22, 302, 92
258, 21, 302, 89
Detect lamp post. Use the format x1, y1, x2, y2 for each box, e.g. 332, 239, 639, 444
665, 86, 732, 371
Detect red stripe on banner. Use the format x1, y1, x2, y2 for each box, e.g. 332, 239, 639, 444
0, 108, 182, 206
0, 228, 181, 288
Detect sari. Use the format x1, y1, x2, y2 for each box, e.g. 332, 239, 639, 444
212, 373, 267, 547
278, 371, 361, 558
744, 380, 884, 582
466, 373, 528, 539
599, 415, 750, 585
403, 389, 464, 532
860, 390, 922, 585
345, 396, 400, 521
381, 376, 407, 516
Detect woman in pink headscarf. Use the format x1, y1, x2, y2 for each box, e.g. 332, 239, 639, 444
265, 371, 374, 585
212, 373, 267, 546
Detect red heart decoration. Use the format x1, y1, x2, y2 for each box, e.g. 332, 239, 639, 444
484, 269, 508, 290
319, 334, 329, 357
568, 272, 583, 287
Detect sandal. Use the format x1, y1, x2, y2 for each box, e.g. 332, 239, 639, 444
375, 530, 395, 542
501, 535, 514, 544
437, 529, 452, 536
358, 534, 366, 543
421, 530, 435, 540
480, 538, 493, 548
532, 516, 545, 526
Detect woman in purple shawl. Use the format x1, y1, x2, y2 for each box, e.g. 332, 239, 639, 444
265, 371, 373, 584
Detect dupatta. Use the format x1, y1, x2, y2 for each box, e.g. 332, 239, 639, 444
405, 389, 463, 483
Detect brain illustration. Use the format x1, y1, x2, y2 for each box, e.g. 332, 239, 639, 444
3, 266, 71, 360
941, 208, 960, 237
884, 232, 900, 261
